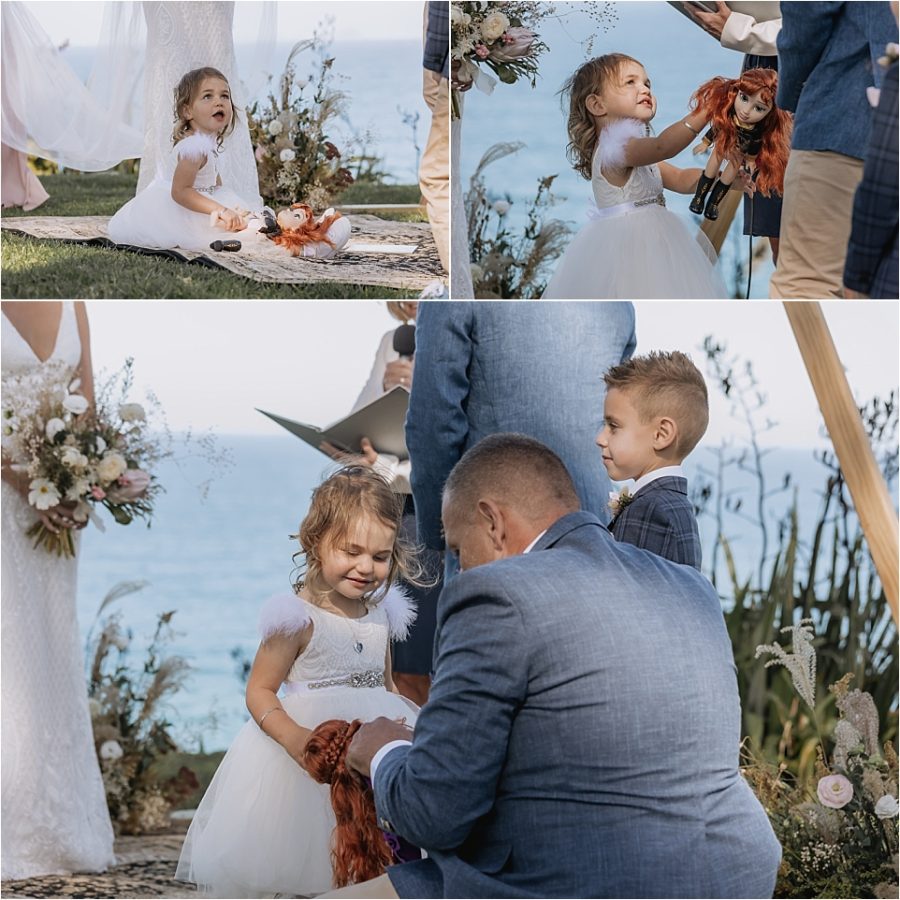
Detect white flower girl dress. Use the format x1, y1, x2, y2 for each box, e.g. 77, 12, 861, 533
542, 119, 728, 299
175, 587, 418, 898
108, 132, 257, 253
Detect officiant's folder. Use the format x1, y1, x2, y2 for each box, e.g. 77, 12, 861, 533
667, 2, 781, 24
257, 386, 409, 459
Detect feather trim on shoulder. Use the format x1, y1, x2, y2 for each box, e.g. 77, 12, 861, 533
176, 131, 218, 162
597, 118, 646, 171
380, 584, 417, 641
258, 592, 313, 642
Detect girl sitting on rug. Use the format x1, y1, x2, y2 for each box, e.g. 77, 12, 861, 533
542, 53, 752, 300
175, 466, 425, 898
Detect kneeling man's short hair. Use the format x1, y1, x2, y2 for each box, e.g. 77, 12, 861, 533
444, 433, 580, 521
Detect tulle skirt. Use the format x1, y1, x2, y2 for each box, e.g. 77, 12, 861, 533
175, 686, 418, 898
542, 206, 728, 299
107, 178, 256, 253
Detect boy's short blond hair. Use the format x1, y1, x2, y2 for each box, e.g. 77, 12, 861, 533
604, 351, 709, 458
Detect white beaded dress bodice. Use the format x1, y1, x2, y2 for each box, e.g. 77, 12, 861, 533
591, 142, 664, 210
286, 601, 389, 683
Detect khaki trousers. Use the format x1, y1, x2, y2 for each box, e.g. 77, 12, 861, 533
769, 149, 864, 299
420, 67, 450, 274
319, 873, 398, 898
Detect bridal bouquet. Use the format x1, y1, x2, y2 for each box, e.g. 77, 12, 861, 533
1, 358, 164, 557
450, 2, 550, 117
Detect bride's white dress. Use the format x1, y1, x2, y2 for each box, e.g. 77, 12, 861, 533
1, 304, 116, 880
138, 1, 263, 207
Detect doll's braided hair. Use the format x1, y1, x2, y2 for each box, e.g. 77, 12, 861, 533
301, 719, 394, 887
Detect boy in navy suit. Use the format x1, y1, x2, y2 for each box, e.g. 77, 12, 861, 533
596, 351, 707, 569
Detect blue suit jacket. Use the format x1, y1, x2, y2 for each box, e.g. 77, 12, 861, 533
844, 62, 899, 299
776, 2, 898, 159
407, 302, 637, 550
376, 512, 781, 899
609, 476, 702, 570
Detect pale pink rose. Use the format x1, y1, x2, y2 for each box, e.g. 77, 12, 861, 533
817, 774, 853, 809
91, 485, 107, 500
475, 43, 490, 60
107, 468, 151, 502
489, 27, 536, 63
255, 144, 266, 162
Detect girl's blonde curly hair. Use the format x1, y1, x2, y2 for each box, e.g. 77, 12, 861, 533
560, 53, 642, 180
171, 66, 239, 151
291, 465, 430, 605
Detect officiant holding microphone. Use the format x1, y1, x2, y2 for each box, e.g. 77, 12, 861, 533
321, 302, 440, 706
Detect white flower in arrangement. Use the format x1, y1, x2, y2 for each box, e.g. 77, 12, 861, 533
61, 446, 89, 470
94, 435, 107, 455
875, 795, 899, 819
45, 417, 66, 440
62, 393, 89, 415
99, 740, 124, 761
88, 698, 102, 718
97, 451, 128, 483
267, 119, 284, 136
817, 773, 853, 809
492, 199, 511, 216
755, 619, 817, 710
294, 76, 309, 90
450, 5, 470, 26
481, 10, 510, 42
118, 402, 146, 423
279, 148, 297, 163
28, 478, 61, 510
470, 263, 484, 282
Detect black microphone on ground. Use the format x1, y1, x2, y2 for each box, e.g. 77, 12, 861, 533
209, 239, 242, 252
392, 324, 416, 360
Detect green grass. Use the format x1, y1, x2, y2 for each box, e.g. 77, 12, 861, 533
1, 172, 425, 299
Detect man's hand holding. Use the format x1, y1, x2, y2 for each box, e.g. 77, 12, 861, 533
346, 717, 414, 780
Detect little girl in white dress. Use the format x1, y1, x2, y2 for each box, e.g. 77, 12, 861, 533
543, 53, 731, 299
108, 66, 257, 252
175, 466, 425, 898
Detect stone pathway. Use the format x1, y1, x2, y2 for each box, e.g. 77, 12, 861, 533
1, 832, 197, 899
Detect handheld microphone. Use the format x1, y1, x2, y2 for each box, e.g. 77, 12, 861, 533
392, 324, 416, 360
210, 239, 242, 252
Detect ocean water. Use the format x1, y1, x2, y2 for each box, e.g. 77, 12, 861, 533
75, 436, 866, 751
458, 1, 776, 297
61, 38, 427, 184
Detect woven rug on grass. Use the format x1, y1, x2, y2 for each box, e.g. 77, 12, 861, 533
0, 214, 442, 293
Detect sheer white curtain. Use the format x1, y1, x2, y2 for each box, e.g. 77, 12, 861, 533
1, 1, 142, 170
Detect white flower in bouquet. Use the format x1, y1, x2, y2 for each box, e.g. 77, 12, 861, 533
817, 773, 854, 809
61, 446, 89, 471
97, 452, 128, 484
94, 435, 107, 455
45, 418, 66, 440
62, 393, 89, 415
493, 199, 511, 216
28, 478, 60, 510
280, 148, 297, 163
451, 4, 470, 26
267, 119, 284, 136
99, 739, 124, 761
65, 477, 90, 502
481, 10, 510, 41
875, 794, 899, 819
118, 402, 146, 423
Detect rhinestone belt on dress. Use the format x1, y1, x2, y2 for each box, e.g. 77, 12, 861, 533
307, 670, 385, 690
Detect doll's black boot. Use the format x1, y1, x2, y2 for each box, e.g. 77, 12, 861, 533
703, 179, 730, 221
689, 173, 716, 214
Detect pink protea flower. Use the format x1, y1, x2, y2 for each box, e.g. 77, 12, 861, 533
489, 27, 536, 63
107, 469, 151, 502
817, 774, 853, 809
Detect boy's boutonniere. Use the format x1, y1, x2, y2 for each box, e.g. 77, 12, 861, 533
868, 43, 899, 107
608, 487, 633, 517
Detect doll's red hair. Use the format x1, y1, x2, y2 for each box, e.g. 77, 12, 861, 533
301, 719, 394, 888
272, 204, 344, 257
691, 68, 793, 197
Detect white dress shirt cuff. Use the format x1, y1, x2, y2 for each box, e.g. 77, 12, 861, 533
720, 11, 781, 57
370, 739, 413, 783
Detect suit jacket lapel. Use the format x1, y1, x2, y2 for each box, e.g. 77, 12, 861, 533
531, 510, 604, 553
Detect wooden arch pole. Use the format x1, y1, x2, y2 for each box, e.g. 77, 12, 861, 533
784, 302, 899, 625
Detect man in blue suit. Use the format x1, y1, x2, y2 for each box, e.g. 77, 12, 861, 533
340, 434, 782, 899
406, 301, 637, 553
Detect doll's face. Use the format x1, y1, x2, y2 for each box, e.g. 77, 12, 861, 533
733, 88, 772, 126
276, 206, 311, 230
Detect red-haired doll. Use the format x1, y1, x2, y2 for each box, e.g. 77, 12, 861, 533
688, 68, 793, 221
259, 203, 352, 258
